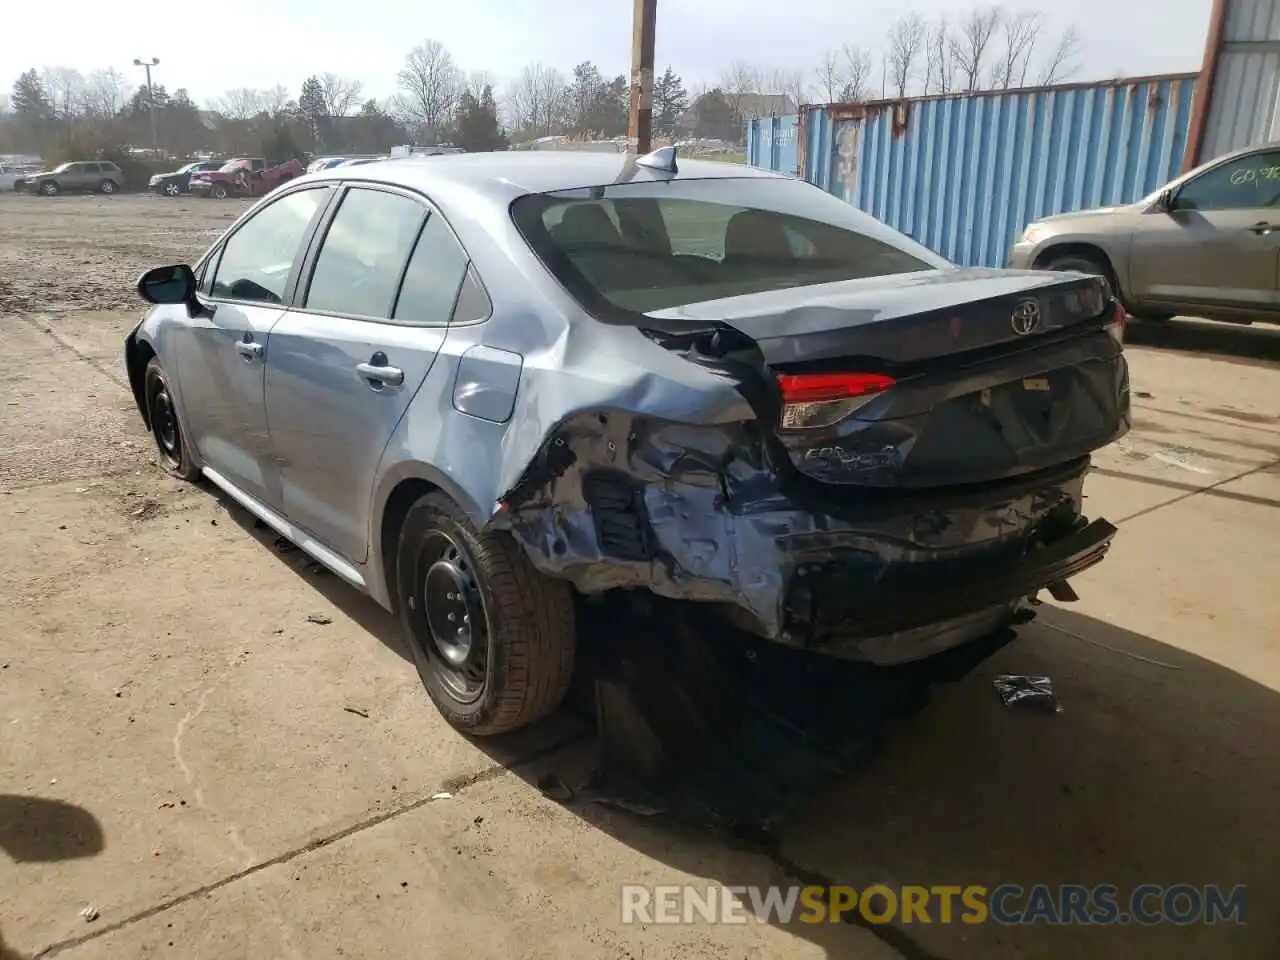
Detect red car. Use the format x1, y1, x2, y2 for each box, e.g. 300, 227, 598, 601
189, 157, 304, 199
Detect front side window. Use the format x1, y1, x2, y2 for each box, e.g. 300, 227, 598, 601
511, 177, 944, 319
305, 188, 426, 318
210, 187, 328, 304
392, 213, 471, 324
1176, 151, 1280, 211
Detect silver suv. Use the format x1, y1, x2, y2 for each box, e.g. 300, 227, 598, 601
20, 161, 124, 196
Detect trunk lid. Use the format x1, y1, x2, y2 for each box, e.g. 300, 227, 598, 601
646, 268, 1130, 489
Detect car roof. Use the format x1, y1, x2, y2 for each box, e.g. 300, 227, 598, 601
304, 150, 788, 201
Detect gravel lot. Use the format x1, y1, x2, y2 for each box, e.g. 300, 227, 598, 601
1, 195, 1278, 960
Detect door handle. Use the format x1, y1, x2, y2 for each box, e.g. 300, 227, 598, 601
235, 340, 263, 360
356, 361, 404, 387
1248, 221, 1276, 235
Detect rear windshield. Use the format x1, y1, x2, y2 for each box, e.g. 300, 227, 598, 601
510, 176, 945, 320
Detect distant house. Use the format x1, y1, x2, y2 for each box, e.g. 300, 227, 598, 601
676, 92, 798, 140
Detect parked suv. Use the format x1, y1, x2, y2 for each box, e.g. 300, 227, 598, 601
1010, 142, 1280, 326
149, 160, 225, 197
17, 161, 124, 196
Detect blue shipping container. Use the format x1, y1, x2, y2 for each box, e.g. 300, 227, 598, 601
746, 74, 1198, 268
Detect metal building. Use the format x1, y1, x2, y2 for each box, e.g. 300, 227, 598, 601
747, 75, 1196, 268
1187, 0, 1280, 165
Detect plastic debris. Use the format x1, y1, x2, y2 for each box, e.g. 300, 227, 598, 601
993, 674, 1062, 713
429, 792, 452, 801
80, 905, 99, 923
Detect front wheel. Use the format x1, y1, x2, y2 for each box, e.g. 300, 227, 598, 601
98, 179, 117, 194
210, 182, 229, 200
143, 357, 199, 481
395, 492, 576, 735
164, 181, 181, 197
39, 181, 59, 196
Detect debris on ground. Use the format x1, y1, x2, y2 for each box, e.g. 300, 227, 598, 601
79, 905, 99, 923
305, 614, 332, 626
273, 536, 298, 554
131, 499, 162, 520
992, 674, 1063, 713
430, 792, 452, 801
343, 707, 369, 719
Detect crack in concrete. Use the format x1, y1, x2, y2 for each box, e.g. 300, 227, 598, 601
32, 731, 593, 958
1112, 456, 1280, 525
14, 314, 130, 390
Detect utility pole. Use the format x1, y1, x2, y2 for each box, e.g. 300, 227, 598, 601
627, 0, 657, 153
133, 57, 161, 154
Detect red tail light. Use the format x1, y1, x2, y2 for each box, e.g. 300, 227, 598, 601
1107, 301, 1126, 345
777, 372, 896, 430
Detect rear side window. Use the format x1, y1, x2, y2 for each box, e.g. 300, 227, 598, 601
305, 188, 425, 318
511, 177, 942, 320
210, 187, 328, 304
392, 214, 469, 324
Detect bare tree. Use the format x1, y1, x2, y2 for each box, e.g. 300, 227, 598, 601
815, 50, 843, 103
991, 10, 1043, 88
319, 73, 362, 116
924, 17, 956, 95
1036, 24, 1082, 85
886, 13, 926, 98
83, 68, 130, 118
260, 84, 292, 117
397, 39, 463, 135
719, 60, 761, 120
766, 69, 809, 110
465, 71, 497, 103
505, 63, 569, 137
950, 6, 1002, 92
840, 43, 874, 101
216, 88, 264, 121
42, 67, 86, 117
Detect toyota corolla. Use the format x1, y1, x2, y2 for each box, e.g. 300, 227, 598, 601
124, 149, 1129, 735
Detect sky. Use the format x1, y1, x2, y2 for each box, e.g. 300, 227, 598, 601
1, 0, 1214, 108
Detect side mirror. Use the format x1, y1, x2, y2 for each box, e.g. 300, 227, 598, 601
136, 264, 196, 306
1155, 189, 1176, 213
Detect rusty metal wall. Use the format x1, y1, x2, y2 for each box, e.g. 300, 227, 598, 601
746, 74, 1197, 268
1193, 0, 1280, 162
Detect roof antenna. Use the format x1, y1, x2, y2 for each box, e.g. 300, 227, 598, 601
636, 144, 678, 174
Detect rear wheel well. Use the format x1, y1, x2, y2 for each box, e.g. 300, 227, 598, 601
379, 478, 443, 610
126, 337, 157, 427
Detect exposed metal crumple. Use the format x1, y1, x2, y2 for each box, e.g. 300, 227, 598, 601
494, 409, 1087, 644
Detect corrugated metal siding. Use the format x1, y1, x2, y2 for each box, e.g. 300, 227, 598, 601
746, 74, 1197, 268
745, 114, 799, 174
1200, 0, 1280, 158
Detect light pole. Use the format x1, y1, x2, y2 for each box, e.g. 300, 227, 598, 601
133, 57, 160, 154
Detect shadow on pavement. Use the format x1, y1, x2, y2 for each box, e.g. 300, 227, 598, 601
218, 492, 1279, 958
0, 796, 104, 960
522, 603, 1280, 960
1125, 316, 1280, 367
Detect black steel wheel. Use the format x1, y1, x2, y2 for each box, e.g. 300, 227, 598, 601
143, 357, 199, 481
395, 491, 576, 735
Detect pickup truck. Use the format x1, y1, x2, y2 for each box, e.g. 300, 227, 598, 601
189, 157, 305, 199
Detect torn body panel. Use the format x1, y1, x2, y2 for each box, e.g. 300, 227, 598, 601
494, 405, 1113, 661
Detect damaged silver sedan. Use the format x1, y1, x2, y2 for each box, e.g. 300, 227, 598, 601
124, 148, 1129, 735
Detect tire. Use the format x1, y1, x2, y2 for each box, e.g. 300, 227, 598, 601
210, 182, 229, 200
143, 357, 199, 481
98, 179, 117, 194
164, 181, 181, 197
39, 181, 59, 196
395, 492, 576, 735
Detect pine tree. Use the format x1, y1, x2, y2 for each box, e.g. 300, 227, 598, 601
454, 85, 507, 152
654, 67, 689, 135
11, 69, 51, 119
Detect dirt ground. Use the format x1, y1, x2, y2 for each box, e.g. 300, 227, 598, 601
1, 195, 1278, 959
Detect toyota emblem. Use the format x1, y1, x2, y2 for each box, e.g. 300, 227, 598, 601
1011, 299, 1041, 335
